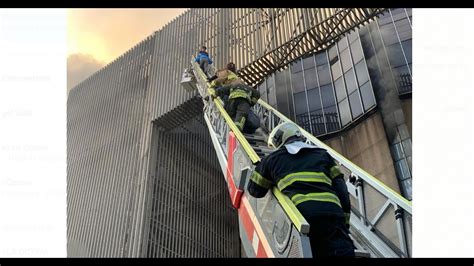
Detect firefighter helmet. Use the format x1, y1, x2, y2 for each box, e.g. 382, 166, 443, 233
267, 122, 302, 149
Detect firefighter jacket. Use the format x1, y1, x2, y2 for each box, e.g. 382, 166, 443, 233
247, 141, 351, 223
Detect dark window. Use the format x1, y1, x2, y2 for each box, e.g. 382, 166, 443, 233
317, 64, 331, 85
350, 39, 364, 64
291, 60, 302, 73
360, 81, 376, 111
294, 92, 309, 115
338, 98, 351, 126
401, 39, 412, 64
380, 22, 399, 46
315, 51, 328, 66
334, 77, 346, 103
348, 30, 359, 43
349, 91, 363, 119
386, 43, 406, 68
395, 158, 411, 180
340, 49, 352, 73
323, 105, 340, 133
320, 84, 336, 108
328, 46, 338, 61
355, 60, 370, 86
331, 60, 342, 80
291, 71, 305, 93
393, 65, 412, 94
303, 56, 315, 70
338, 37, 348, 52
296, 114, 312, 133
307, 88, 322, 112
401, 178, 412, 200
395, 18, 411, 42
378, 12, 393, 26
405, 8, 412, 17
304, 68, 318, 90
391, 8, 407, 22
344, 69, 358, 94
309, 109, 326, 136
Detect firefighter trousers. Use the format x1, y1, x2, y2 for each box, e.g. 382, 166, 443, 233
306, 215, 355, 257
226, 98, 250, 131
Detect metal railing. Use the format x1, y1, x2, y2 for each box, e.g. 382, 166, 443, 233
188, 60, 411, 257
254, 99, 412, 257
191, 61, 314, 257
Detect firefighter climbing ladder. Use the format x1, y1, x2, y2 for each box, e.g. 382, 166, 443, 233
181, 61, 412, 258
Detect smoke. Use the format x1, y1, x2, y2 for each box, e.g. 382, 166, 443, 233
67, 53, 105, 93
67, 9, 188, 93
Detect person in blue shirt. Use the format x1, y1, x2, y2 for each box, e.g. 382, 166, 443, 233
195, 46, 213, 76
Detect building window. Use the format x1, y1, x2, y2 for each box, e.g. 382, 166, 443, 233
303, 56, 315, 70
390, 8, 407, 22
317, 64, 331, 85
394, 18, 411, 42
393, 65, 412, 95
338, 98, 351, 126
309, 110, 326, 135
377, 12, 394, 26
348, 30, 359, 43
320, 84, 337, 108
322, 105, 340, 133
304, 67, 318, 90
291, 60, 302, 73
296, 114, 312, 133
359, 81, 376, 111
334, 77, 346, 103
386, 43, 406, 68
350, 39, 365, 64
401, 39, 412, 65
328, 45, 338, 62
379, 22, 399, 46
331, 59, 343, 80
291, 69, 305, 93
349, 91, 363, 119
315, 51, 328, 66
340, 49, 352, 73
338, 37, 349, 52
344, 69, 358, 95
355, 60, 370, 86
307, 88, 322, 112
294, 91, 309, 115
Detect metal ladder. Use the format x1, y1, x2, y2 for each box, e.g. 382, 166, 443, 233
181, 61, 412, 258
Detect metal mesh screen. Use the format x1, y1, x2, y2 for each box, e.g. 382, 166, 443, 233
145, 114, 240, 257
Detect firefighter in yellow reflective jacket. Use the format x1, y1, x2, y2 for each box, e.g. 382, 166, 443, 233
209, 62, 260, 131
247, 122, 355, 257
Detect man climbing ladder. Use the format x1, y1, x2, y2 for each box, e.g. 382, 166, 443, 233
208, 62, 260, 131
247, 122, 355, 257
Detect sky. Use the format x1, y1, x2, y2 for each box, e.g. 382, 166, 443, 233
67, 8, 188, 92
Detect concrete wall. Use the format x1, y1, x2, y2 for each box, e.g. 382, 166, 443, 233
323, 112, 400, 193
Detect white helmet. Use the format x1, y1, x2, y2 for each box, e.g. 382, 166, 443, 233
267, 122, 303, 149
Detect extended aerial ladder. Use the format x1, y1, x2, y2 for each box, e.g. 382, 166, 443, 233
181, 61, 412, 258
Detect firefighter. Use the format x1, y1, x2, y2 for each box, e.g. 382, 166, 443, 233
209, 63, 260, 131
246, 122, 355, 257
